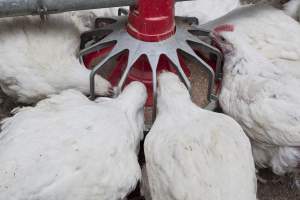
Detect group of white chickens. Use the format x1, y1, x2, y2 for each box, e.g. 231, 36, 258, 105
0, 0, 299, 200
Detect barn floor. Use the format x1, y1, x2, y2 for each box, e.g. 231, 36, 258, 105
258, 169, 299, 200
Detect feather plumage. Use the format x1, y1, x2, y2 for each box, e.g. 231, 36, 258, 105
0, 11, 111, 103
0, 82, 147, 200
144, 72, 257, 200
204, 5, 300, 176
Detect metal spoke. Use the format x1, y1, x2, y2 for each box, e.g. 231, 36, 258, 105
79, 41, 116, 64
179, 42, 215, 102
166, 51, 191, 92
148, 54, 160, 122
79, 31, 118, 59
186, 40, 223, 80
116, 51, 142, 95
188, 28, 211, 37
90, 46, 126, 100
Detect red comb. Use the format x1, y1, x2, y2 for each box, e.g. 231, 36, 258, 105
214, 24, 235, 33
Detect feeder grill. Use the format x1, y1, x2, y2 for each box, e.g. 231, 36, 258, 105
79, 0, 223, 123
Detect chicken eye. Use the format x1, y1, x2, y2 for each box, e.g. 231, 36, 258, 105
220, 36, 226, 42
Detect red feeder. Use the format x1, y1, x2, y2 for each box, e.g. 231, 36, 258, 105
79, 0, 223, 121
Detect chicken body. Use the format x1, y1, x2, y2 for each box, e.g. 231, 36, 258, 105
144, 72, 257, 200
0, 82, 147, 200
204, 5, 300, 178
0, 11, 111, 103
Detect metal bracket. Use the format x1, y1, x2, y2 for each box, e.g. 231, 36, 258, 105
118, 8, 129, 16
37, 5, 48, 22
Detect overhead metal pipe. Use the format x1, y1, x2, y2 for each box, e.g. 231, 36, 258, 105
0, 0, 191, 18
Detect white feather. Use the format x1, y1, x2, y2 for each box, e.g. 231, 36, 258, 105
144, 72, 257, 200
204, 5, 300, 175
0, 82, 147, 200
0, 11, 111, 103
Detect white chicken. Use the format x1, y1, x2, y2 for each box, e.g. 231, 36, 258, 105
175, 0, 240, 23
203, 5, 300, 185
144, 72, 257, 200
0, 11, 111, 104
284, 0, 300, 21
0, 82, 147, 200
